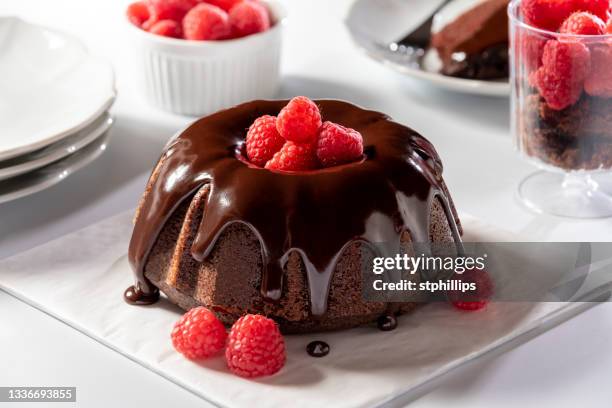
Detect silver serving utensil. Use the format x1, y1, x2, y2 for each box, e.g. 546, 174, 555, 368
379, 0, 452, 66
396, 0, 452, 49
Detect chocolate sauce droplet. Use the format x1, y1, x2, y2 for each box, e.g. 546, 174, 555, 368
124, 285, 160, 305
307, 341, 330, 357
377, 314, 398, 331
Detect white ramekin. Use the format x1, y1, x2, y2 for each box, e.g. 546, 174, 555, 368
127, 1, 285, 116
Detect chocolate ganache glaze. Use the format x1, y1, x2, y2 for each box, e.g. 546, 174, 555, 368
125, 99, 463, 317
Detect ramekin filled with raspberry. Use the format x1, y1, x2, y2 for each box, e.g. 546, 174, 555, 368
126, 0, 285, 115
509, 0, 612, 218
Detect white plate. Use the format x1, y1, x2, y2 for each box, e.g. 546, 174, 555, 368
345, 0, 510, 97
0, 17, 116, 161
0, 112, 113, 181
0, 132, 110, 205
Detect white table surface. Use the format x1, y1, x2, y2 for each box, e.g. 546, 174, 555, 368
1, 0, 612, 407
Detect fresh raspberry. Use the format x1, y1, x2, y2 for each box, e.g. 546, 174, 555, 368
183, 3, 231, 40
585, 44, 612, 97
560, 12, 606, 35
229, 1, 270, 38
225, 314, 286, 378
452, 300, 489, 311
171, 307, 227, 359
522, 33, 546, 73
246, 115, 285, 167
573, 0, 610, 22
146, 0, 196, 25
265, 141, 319, 171
607, 19, 612, 34
535, 40, 591, 110
521, 0, 576, 31
205, 0, 244, 13
276, 97, 322, 144
528, 69, 539, 88
447, 268, 494, 312
149, 19, 183, 38
127, 1, 151, 27
316, 121, 364, 167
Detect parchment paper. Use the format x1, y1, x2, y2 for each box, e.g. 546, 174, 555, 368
0, 211, 608, 408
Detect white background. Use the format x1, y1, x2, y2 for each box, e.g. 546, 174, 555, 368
1, 0, 612, 407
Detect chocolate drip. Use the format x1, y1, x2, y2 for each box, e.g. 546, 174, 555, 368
124, 284, 159, 305
126, 100, 462, 316
307, 341, 330, 357
377, 314, 398, 331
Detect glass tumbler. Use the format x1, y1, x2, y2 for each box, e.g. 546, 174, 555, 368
509, 0, 612, 218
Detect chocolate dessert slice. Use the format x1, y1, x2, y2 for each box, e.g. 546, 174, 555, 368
431, 0, 509, 79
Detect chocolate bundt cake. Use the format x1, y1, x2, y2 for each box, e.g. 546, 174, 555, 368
125, 100, 463, 333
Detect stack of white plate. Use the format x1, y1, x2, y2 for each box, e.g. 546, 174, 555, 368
0, 17, 116, 204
